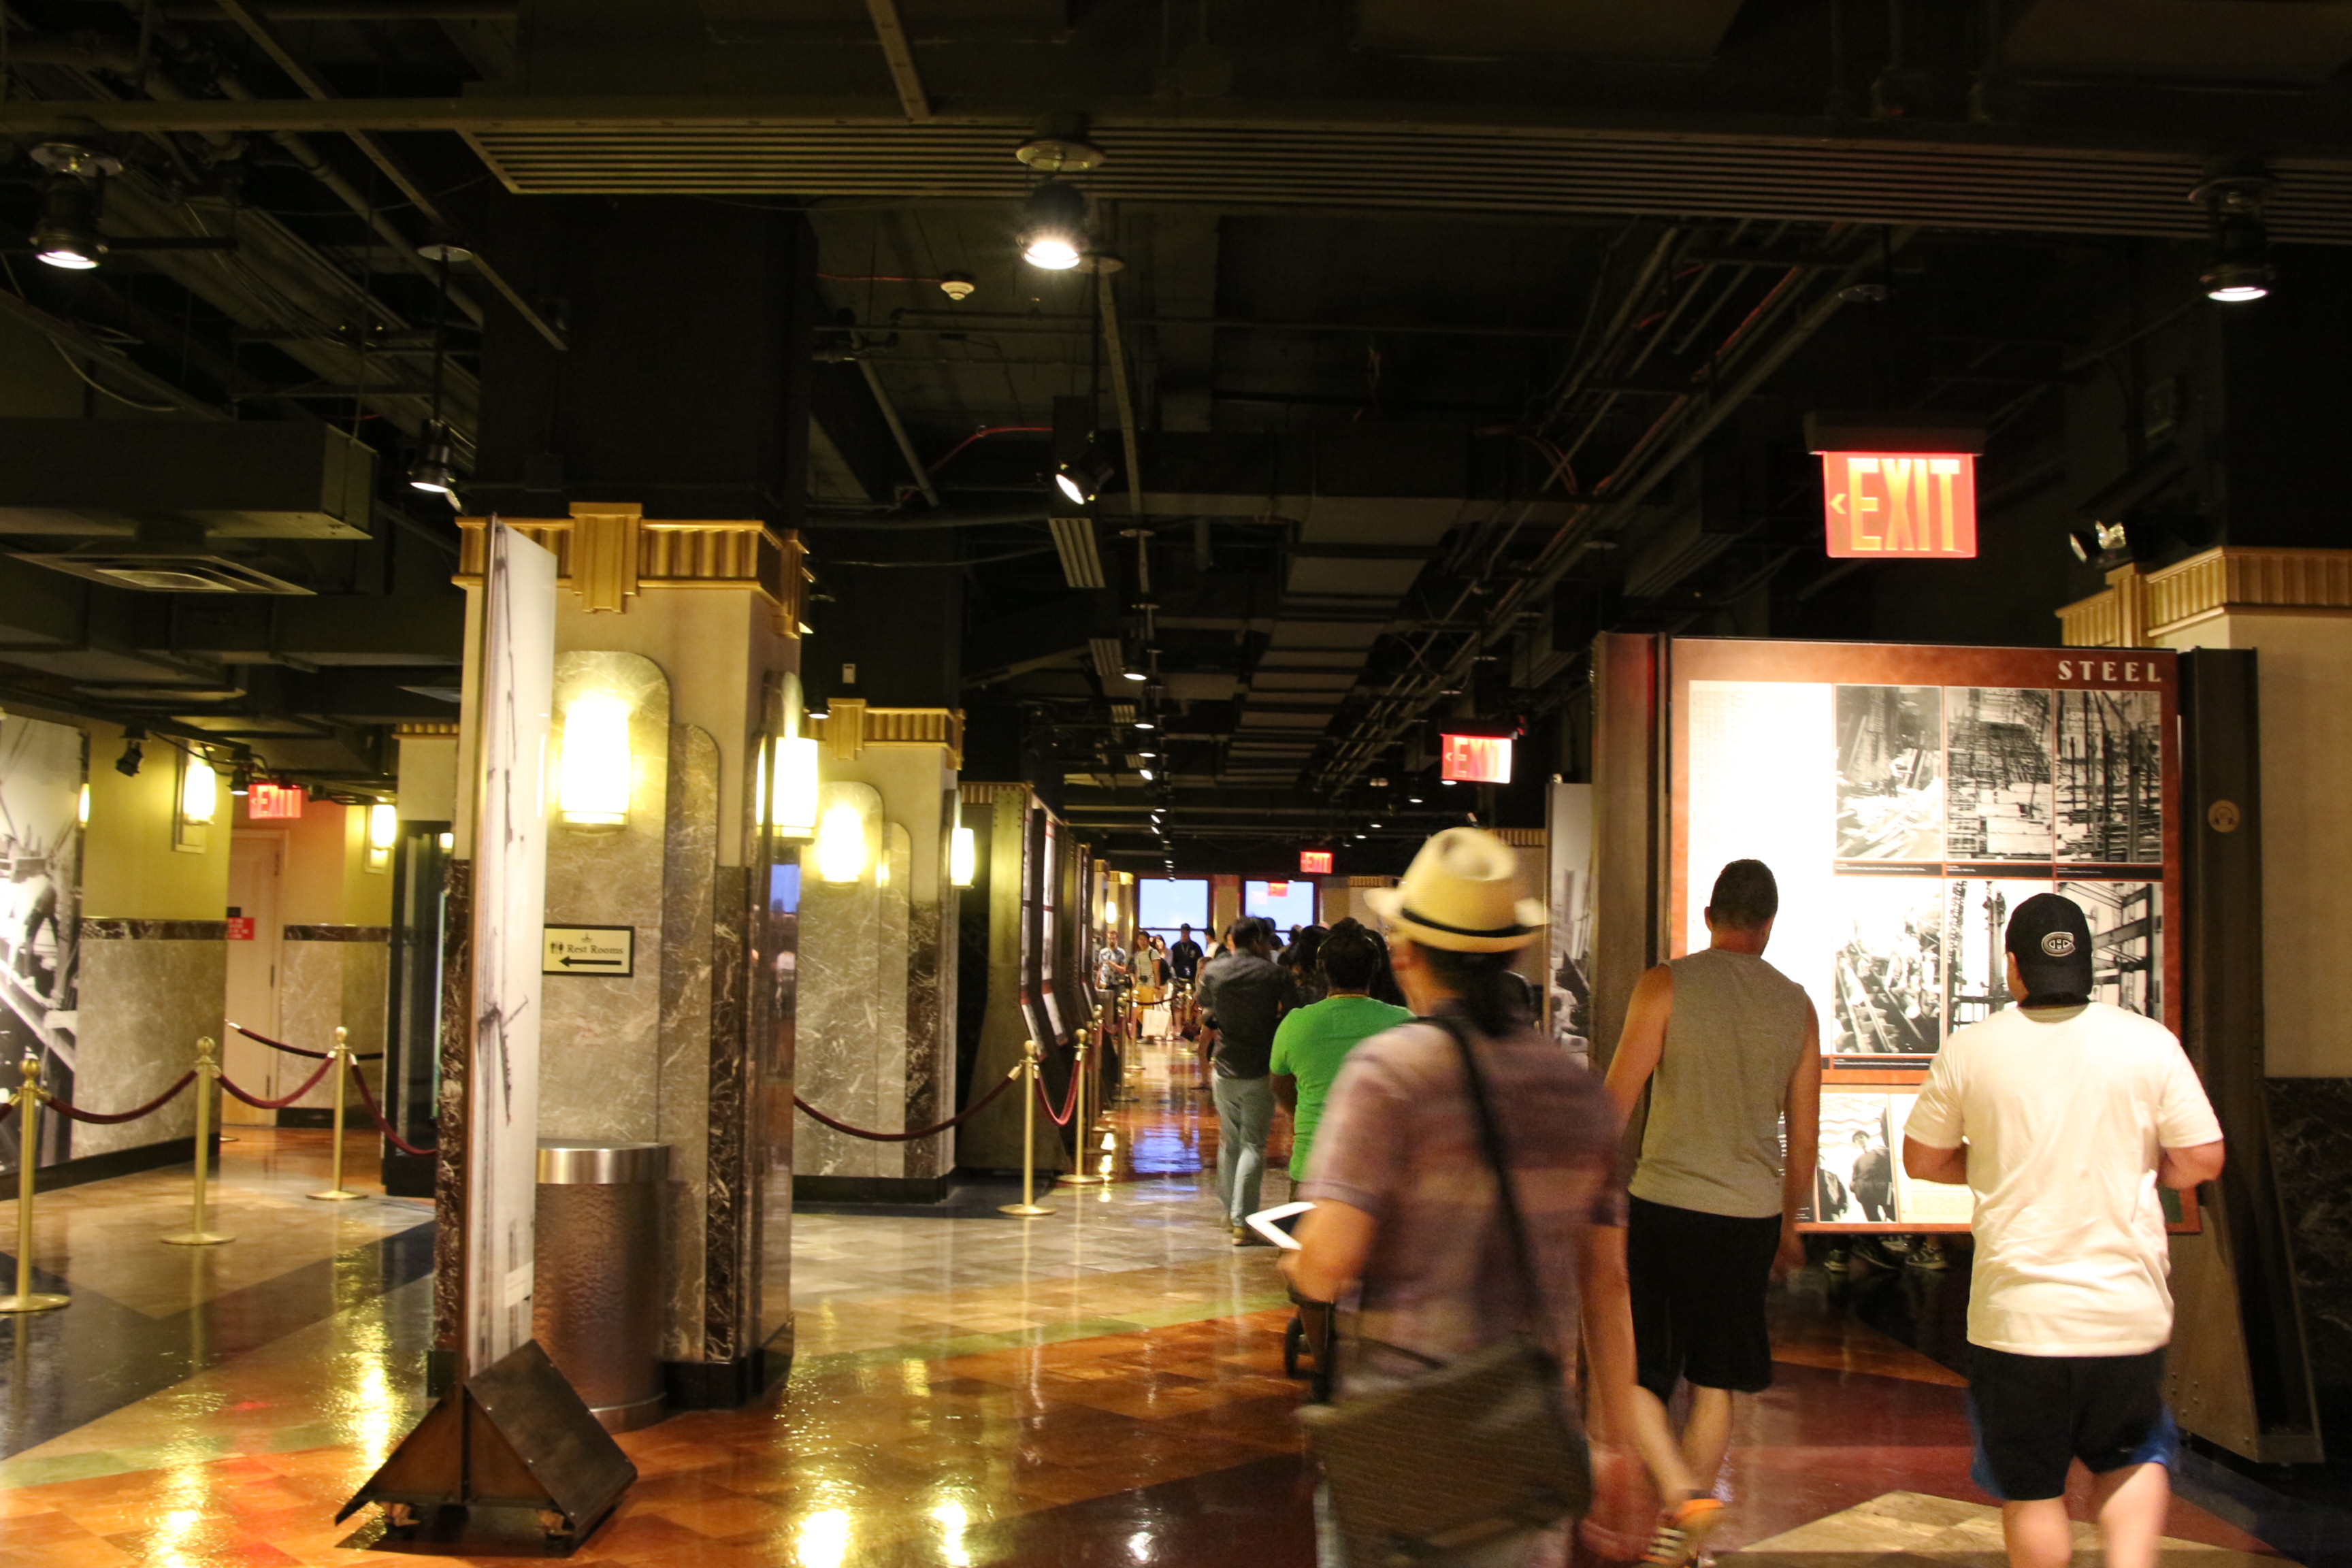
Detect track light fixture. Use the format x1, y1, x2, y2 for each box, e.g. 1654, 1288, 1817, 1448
1054, 442, 1118, 506
2068, 520, 2133, 570
408, 422, 459, 493
1019, 180, 1090, 271
2193, 167, 2274, 304
115, 728, 145, 778
28, 142, 122, 272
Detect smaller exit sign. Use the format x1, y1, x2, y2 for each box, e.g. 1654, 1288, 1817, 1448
1299, 849, 1333, 875
248, 781, 306, 820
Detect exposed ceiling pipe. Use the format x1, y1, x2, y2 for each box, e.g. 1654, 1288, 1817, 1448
861, 0, 931, 121
858, 357, 944, 510
1096, 261, 1148, 535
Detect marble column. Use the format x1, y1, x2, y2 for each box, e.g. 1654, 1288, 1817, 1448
67, 921, 225, 1164
275, 926, 390, 1112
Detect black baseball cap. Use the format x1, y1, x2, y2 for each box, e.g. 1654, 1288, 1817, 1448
2005, 892, 2094, 1001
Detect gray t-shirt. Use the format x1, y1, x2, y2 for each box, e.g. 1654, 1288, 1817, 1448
1628, 947, 1812, 1220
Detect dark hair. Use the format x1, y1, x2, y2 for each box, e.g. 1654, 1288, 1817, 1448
1284, 924, 1327, 973
1417, 943, 1533, 1037
1318, 925, 1380, 991
1233, 916, 1277, 954
1707, 858, 1779, 930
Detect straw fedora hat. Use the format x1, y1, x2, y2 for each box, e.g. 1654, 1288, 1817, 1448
1363, 827, 1546, 953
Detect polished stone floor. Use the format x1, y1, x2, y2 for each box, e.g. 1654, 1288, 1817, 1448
0, 1035, 2303, 1567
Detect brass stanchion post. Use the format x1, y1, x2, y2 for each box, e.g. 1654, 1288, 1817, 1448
308, 1026, 363, 1202
998, 1039, 1054, 1217
0, 1054, 67, 1313
1058, 1030, 1104, 1186
163, 1036, 233, 1247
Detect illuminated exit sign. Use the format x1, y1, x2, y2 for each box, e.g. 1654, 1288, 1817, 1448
1807, 412, 1987, 561
1439, 732, 1514, 785
248, 781, 306, 820
1299, 849, 1333, 875
1820, 453, 1977, 558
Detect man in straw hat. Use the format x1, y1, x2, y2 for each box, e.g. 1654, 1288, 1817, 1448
1603, 858, 1819, 1531
1284, 828, 1720, 1567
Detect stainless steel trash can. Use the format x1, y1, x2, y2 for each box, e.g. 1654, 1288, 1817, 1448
534, 1139, 670, 1433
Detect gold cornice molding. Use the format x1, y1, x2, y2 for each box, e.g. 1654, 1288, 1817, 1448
2060, 546, 2352, 647
393, 721, 461, 738
809, 702, 965, 769
454, 504, 811, 638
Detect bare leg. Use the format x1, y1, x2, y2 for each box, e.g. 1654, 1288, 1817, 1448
1681, 1384, 1735, 1493
1999, 1498, 2074, 1568
2089, 1462, 2168, 1568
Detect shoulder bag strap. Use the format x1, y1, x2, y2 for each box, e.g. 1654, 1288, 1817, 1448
1423, 1014, 1552, 1335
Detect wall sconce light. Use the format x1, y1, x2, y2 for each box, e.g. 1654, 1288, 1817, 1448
772, 735, 821, 840
950, 825, 977, 887
77, 783, 90, 827
558, 695, 632, 829
1102, 891, 1119, 926
368, 801, 397, 872
176, 753, 217, 853
815, 802, 868, 884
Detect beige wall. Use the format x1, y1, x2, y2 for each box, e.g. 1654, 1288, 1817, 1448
2157, 610, 2352, 1077
80, 721, 231, 921
248, 798, 393, 928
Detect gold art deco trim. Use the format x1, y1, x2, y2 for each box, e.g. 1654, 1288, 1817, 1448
959, 781, 1030, 805
394, 721, 461, 738
453, 506, 808, 639
809, 704, 965, 769
1493, 828, 1547, 848
2060, 547, 2352, 646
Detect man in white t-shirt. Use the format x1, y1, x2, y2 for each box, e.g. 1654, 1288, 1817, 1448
1904, 893, 2224, 1568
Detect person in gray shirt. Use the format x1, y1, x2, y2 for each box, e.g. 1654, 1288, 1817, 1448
1195, 915, 1295, 1243
1603, 858, 1820, 1524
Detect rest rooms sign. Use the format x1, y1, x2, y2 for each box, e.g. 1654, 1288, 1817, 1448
542, 925, 634, 977
1820, 451, 1978, 559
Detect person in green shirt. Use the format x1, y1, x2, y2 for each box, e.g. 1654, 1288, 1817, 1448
1271, 920, 1415, 1182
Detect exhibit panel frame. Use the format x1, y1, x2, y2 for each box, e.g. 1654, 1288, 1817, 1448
1663, 638, 2188, 1235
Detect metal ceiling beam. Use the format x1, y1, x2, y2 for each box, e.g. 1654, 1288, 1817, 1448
862, 0, 932, 122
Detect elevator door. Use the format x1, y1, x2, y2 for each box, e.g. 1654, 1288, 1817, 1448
223, 831, 284, 1124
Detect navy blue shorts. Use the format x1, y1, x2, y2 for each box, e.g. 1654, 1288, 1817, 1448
1966, 1345, 2176, 1503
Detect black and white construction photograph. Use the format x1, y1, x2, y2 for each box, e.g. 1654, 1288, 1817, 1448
2057, 689, 2165, 862
1834, 685, 1944, 860
1825, 875, 1945, 1056
1814, 1093, 1899, 1224
2059, 879, 2163, 1018
1945, 687, 2054, 860
1946, 876, 2053, 1032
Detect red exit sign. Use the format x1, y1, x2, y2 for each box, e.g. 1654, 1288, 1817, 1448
1439, 732, 1514, 785
1819, 451, 1978, 559
1299, 849, 1333, 875
248, 781, 306, 819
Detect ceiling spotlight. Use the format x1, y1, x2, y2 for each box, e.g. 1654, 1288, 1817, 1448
1354, 833, 1367, 840
938, 270, 976, 301
2195, 167, 2275, 304
229, 762, 253, 797
2068, 520, 2132, 569
1407, 796, 1423, 804
115, 728, 145, 778
31, 180, 103, 271
1370, 777, 1389, 788
408, 422, 459, 493
1121, 666, 1148, 683
1139, 766, 1154, 781
1019, 180, 1090, 271
1134, 719, 1154, 730
1054, 442, 1118, 506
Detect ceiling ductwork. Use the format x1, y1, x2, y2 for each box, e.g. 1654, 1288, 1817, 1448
0, 421, 376, 541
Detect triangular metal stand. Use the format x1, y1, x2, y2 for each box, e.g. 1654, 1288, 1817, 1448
338, 1339, 636, 1557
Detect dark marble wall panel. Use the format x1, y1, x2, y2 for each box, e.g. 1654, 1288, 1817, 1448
2270, 1078, 2352, 1393
757, 853, 798, 1352
904, 899, 944, 1181
703, 866, 751, 1364
659, 723, 719, 1362
431, 859, 473, 1356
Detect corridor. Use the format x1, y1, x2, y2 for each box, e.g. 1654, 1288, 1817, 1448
0, 1035, 2305, 1567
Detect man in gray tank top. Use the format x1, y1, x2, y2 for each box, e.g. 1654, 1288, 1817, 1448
1603, 858, 1820, 1517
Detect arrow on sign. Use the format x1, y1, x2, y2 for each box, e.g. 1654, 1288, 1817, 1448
1829, 493, 1846, 514
558, 956, 625, 968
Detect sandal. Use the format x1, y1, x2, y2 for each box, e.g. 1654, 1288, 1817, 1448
1643, 1497, 1725, 1567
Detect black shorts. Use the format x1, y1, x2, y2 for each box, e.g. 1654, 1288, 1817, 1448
1967, 1345, 2175, 1503
1625, 1194, 1782, 1401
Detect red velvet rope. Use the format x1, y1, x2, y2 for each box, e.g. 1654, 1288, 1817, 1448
346, 1058, 436, 1158
0, 1094, 14, 1122
228, 1021, 384, 1062
46, 1071, 199, 1125
793, 1065, 1022, 1143
218, 1054, 336, 1111
1036, 1053, 1085, 1128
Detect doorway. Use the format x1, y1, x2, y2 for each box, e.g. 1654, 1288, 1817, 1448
223, 830, 284, 1125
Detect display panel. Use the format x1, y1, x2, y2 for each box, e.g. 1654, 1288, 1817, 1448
1669, 638, 2183, 1233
